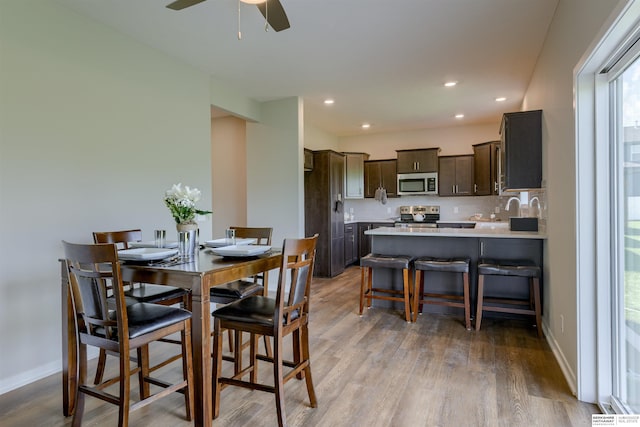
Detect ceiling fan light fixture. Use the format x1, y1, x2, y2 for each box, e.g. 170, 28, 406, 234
240, 0, 267, 4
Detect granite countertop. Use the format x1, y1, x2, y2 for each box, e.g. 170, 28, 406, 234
365, 225, 547, 240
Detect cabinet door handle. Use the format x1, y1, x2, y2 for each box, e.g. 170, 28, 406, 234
452, 185, 455, 193
474, 184, 478, 193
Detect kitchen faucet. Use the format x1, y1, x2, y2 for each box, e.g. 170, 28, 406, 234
505, 196, 521, 216
529, 196, 541, 218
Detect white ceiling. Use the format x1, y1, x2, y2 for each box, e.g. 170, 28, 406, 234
53, 0, 559, 136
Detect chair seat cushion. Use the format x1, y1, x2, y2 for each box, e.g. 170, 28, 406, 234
124, 284, 188, 303
210, 280, 263, 300
478, 259, 540, 278
212, 295, 294, 327
125, 303, 191, 339
360, 254, 412, 270
414, 257, 470, 273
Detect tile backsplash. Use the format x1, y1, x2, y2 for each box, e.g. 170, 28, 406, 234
343, 189, 547, 223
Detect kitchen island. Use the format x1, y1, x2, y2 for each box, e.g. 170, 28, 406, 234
363, 225, 546, 319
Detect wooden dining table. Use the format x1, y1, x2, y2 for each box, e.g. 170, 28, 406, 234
60, 246, 282, 427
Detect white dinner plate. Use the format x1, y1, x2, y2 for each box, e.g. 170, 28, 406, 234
209, 245, 271, 257
128, 241, 179, 249
204, 238, 257, 248
117, 248, 179, 261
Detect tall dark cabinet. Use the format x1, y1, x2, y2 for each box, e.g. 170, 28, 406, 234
500, 110, 542, 191
304, 150, 345, 278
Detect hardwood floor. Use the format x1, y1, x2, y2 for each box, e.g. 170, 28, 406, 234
0, 266, 597, 427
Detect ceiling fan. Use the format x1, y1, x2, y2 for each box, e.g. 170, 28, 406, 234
166, 0, 290, 32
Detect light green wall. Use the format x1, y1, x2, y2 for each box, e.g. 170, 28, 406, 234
0, 0, 211, 392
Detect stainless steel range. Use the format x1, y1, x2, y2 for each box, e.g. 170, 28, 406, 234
395, 205, 440, 228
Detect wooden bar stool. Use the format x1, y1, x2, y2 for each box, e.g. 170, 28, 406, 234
359, 254, 413, 322
475, 259, 542, 337
413, 257, 471, 329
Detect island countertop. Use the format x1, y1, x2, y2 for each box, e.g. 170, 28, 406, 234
365, 225, 547, 240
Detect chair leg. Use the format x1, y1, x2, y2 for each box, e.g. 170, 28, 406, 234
138, 345, 150, 399
93, 349, 107, 384
249, 333, 258, 384
234, 330, 242, 375
402, 268, 411, 322
212, 319, 223, 419
532, 277, 543, 338
301, 324, 317, 407
293, 330, 302, 380
359, 266, 366, 315
227, 329, 234, 353
263, 334, 273, 358
273, 333, 286, 427
463, 272, 471, 330
475, 274, 485, 331
413, 270, 423, 322
72, 343, 87, 427
118, 348, 131, 427
181, 323, 194, 421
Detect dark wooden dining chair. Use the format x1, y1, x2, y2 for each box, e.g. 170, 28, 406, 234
92, 229, 191, 384
210, 226, 273, 363
212, 234, 319, 427
62, 241, 193, 427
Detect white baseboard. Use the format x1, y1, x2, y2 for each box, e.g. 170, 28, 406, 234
543, 321, 578, 396
0, 348, 98, 396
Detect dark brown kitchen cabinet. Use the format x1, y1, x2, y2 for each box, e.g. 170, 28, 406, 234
304, 150, 345, 277
304, 148, 314, 171
473, 141, 500, 195
500, 110, 542, 191
344, 223, 358, 266
364, 159, 397, 198
358, 222, 389, 258
396, 148, 439, 173
438, 155, 474, 196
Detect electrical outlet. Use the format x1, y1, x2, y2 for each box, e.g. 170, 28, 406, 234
454, 207, 459, 214
495, 206, 500, 214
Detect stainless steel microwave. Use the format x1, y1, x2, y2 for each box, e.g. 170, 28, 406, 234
397, 172, 438, 196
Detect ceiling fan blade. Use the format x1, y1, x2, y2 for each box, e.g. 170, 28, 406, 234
166, 0, 208, 11
256, 0, 290, 32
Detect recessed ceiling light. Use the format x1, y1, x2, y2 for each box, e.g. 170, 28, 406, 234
495, 97, 507, 102
361, 123, 371, 129
444, 81, 457, 87
455, 114, 464, 119
324, 99, 335, 105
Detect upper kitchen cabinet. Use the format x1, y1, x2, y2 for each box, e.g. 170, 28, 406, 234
304, 150, 345, 278
473, 141, 500, 195
500, 110, 542, 191
438, 155, 474, 196
396, 148, 439, 173
364, 159, 398, 198
344, 152, 370, 199
304, 148, 314, 172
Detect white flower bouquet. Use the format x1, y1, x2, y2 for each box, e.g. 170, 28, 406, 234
164, 183, 212, 225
